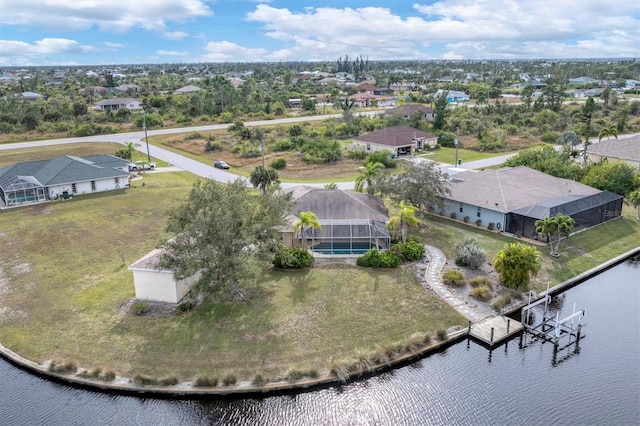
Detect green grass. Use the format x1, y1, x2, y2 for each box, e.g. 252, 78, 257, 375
416, 147, 517, 164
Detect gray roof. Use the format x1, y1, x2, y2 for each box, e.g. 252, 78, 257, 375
511, 191, 623, 219
94, 98, 139, 106
128, 248, 170, 272
588, 135, 640, 161
447, 166, 601, 213
0, 155, 129, 189
354, 126, 436, 147
285, 186, 388, 222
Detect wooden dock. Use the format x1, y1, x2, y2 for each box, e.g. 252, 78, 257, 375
469, 316, 523, 347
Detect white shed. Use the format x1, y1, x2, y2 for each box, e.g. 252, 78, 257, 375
128, 248, 199, 304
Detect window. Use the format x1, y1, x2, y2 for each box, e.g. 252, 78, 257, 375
115, 177, 120, 187
459, 202, 464, 213
366, 143, 371, 151
91, 181, 96, 191
477, 207, 481, 218
71, 183, 77, 194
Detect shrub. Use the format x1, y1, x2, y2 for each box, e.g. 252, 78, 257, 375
492, 292, 513, 310
272, 246, 313, 269
356, 249, 402, 268
391, 241, 425, 262
131, 300, 150, 316
222, 374, 237, 386
252, 374, 267, 387
328, 357, 351, 383
442, 269, 465, 287
470, 276, 492, 288
177, 301, 193, 313
134, 374, 158, 386
99, 370, 116, 381
158, 376, 179, 386
470, 285, 492, 302
450, 212, 457, 220
463, 216, 470, 223
193, 376, 218, 387
271, 158, 286, 170
487, 222, 495, 231
366, 150, 396, 168
204, 139, 222, 152
286, 368, 306, 383
436, 329, 448, 341
455, 237, 487, 269
49, 360, 77, 374
177, 114, 193, 125
345, 149, 368, 160
475, 219, 482, 226
271, 138, 294, 152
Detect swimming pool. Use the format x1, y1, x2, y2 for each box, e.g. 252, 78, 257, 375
311, 242, 381, 255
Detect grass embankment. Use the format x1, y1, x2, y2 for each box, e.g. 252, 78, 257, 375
0, 169, 464, 382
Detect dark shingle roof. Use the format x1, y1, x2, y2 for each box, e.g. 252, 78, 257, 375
588, 135, 640, 161
448, 166, 601, 213
354, 126, 436, 147
286, 186, 388, 222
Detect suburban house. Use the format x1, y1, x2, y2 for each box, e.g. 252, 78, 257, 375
175, 85, 202, 94
282, 186, 391, 255
94, 98, 143, 111
346, 93, 396, 108
433, 89, 470, 103
21, 91, 44, 101
128, 248, 201, 304
439, 166, 624, 239
587, 136, 640, 168
352, 126, 438, 156
385, 105, 435, 121
0, 155, 130, 209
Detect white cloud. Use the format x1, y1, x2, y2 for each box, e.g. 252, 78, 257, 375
0, 0, 212, 33
157, 50, 191, 58
164, 31, 190, 41
243, 3, 640, 60
0, 38, 94, 55
200, 41, 270, 62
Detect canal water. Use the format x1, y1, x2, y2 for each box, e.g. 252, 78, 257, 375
1, 259, 638, 425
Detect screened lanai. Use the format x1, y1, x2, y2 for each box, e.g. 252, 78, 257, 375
302, 219, 391, 255
0, 175, 47, 206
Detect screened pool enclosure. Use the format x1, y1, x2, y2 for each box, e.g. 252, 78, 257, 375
0, 175, 47, 206
300, 219, 391, 255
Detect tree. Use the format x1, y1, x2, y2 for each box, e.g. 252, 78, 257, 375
598, 125, 618, 141
294, 211, 321, 250
432, 91, 449, 131
560, 131, 581, 151
250, 165, 280, 195
158, 178, 292, 300
493, 243, 542, 290
354, 161, 385, 194
373, 161, 450, 211
577, 97, 597, 161
535, 213, 575, 257
581, 160, 640, 197
627, 189, 640, 221
386, 201, 419, 244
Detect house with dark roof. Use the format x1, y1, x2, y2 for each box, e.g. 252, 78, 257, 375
175, 85, 202, 94
587, 136, 640, 168
440, 167, 623, 238
385, 105, 435, 121
94, 98, 143, 111
0, 155, 130, 209
282, 186, 391, 255
352, 126, 438, 156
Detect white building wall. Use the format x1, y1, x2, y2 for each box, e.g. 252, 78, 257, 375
131, 269, 200, 303
48, 177, 126, 198
441, 200, 507, 231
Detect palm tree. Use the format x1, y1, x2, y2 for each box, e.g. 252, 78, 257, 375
250, 165, 279, 195
493, 243, 542, 290
294, 211, 321, 250
124, 142, 135, 160
627, 189, 640, 221
598, 125, 618, 141
354, 162, 385, 194
535, 213, 575, 257
386, 201, 419, 244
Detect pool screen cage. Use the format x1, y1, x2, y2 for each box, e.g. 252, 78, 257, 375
0, 175, 47, 206
300, 219, 391, 253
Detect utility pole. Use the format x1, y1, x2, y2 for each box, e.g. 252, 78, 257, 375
143, 113, 151, 163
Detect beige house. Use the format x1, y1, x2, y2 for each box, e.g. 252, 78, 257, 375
128, 248, 200, 304
352, 126, 438, 156
587, 136, 640, 169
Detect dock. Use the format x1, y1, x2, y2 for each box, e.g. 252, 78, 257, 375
469, 316, 523, 347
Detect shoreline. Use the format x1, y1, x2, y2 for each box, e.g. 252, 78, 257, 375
1, 246, 638, 398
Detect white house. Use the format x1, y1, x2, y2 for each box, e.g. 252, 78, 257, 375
128, 248, 201, 304
94, 98, 143, 111
352, 126, 438, 156
0, 155, 130, 208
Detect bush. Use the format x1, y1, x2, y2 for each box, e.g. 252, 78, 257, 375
442, 269, 465, 287
252, 374, 267, 387
492, 292, 513, 310
391, 241, 425, 262
463, 216, 470, 223
470, 285, 492, 302
222, 374, 237, 386
99, 370, 116, 381
487, 222, 495, 231
131, 300, 150, 316
49, 360, 77, 373
345, 149, 368, 160
366, 150, 397, 168
134, 374, 158, 386
455, 237, 487, 269
273, 246, 314, 269
436, 329, 448, 341
271, 138, 294, 152
450, 212, 457, 220
356, 249, 402, 268
271, 158, 286, 170
158, 376, 179, 386
286, 368, 306, 383
470, 276, 492, 288
475, 219, 482, 226
193, 375, 218, 387
204, 140, 222, 152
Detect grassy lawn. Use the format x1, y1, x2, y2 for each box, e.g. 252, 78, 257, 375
416, 147, 517, 164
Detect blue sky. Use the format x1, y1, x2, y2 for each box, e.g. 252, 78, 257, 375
0, 0, 638, 66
